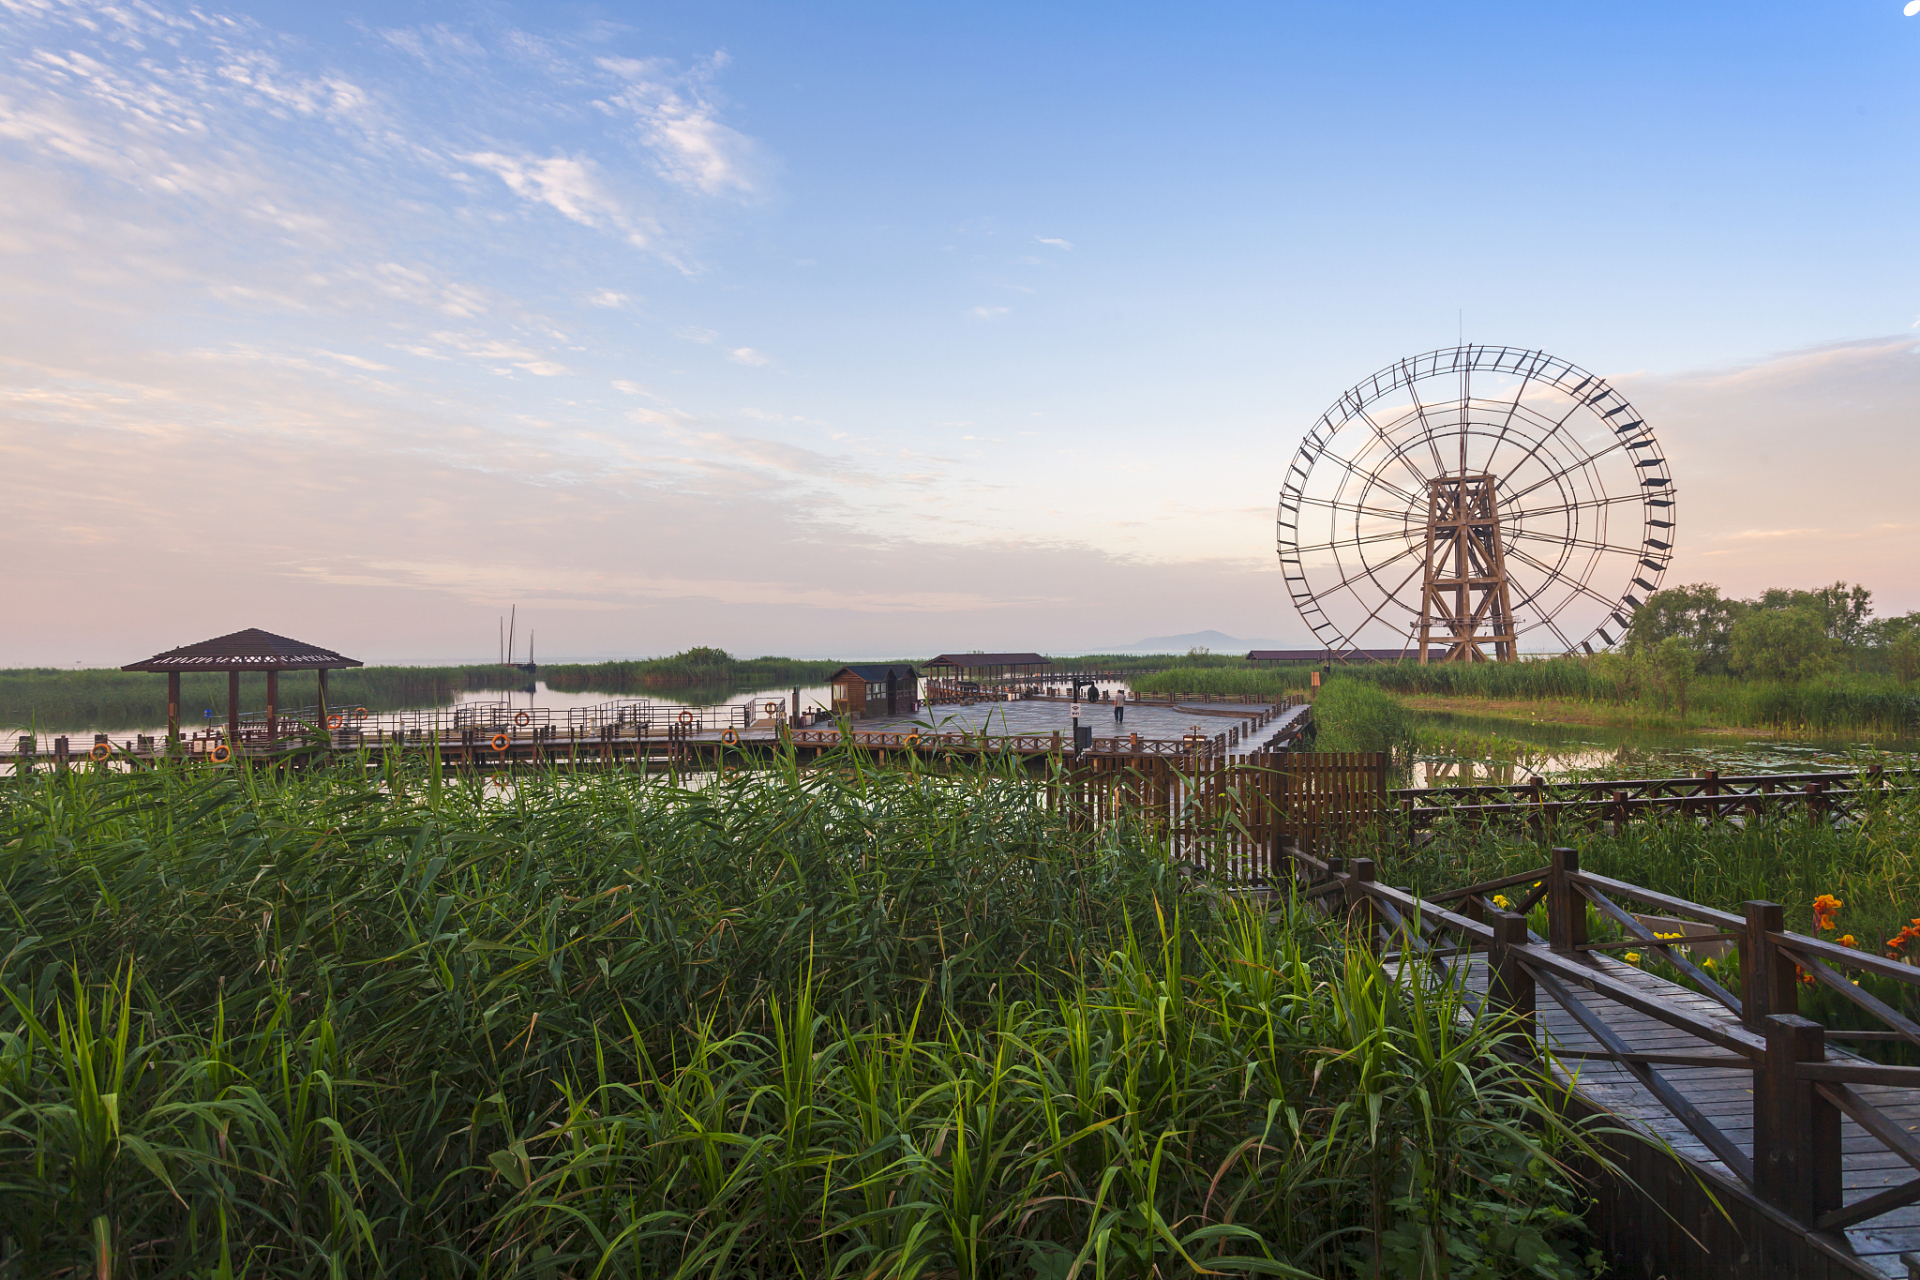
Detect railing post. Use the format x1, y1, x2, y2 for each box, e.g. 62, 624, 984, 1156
1548, 847, 1586, 954
1755, 1014, 1841, 1225
1742, 901, 1795, 1028
1611, 789, 1629, 838
1806, 781, 1826, 825
1346, 858, 1378, 951
1488, 911, 1535, 1057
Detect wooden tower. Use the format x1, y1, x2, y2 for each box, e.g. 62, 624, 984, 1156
1416, 473, 1518, 663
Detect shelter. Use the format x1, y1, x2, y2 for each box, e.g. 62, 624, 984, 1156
827, 664, 919, 720
123, 628, 364, 747
1247, 648, 1410, 664
923, 652, 1050, 679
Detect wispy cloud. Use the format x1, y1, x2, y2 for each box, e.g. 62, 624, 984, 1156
1036, 236, 1073, 249
460, 151, 655, 248
729, 347, 770, 366
595, 53, 763, 199
967, 305, 1010, 320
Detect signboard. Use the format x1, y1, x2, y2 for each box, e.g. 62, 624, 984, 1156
1070, 703, 1080, 717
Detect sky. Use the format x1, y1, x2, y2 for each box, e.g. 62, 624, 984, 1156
2, 0, 1918, 665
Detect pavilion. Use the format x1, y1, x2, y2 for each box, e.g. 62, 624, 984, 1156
123, 628, 364, 748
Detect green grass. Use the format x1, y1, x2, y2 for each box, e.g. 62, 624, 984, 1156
0, 752, 1611, 1278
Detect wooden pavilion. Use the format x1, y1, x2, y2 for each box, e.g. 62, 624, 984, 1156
122, 628, 364, 748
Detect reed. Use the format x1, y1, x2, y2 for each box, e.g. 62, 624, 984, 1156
0, 752, 1611, 1278
1344, 660, 1920, 734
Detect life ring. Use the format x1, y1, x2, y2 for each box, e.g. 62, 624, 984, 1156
515, 711, 530, 727
720, 728, 740, 746
327, 714, 344, 729
490, 733, 510, 752
354, 707, 369, 720
765, 701, 780, 715
490, 773, 507, 787
89, 742, 111, 761
678, 710, 694, 725
905, 733, 920, 748
210, 744, 232, 764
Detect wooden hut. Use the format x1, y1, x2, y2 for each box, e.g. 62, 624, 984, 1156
827, 664, 919, 719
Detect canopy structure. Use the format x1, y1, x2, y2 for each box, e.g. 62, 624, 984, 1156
923, 652, 1050, 678
123, 628, 364, 746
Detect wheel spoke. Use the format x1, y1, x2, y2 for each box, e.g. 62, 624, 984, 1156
1295, 441, 1427, 508
1295, 539, 1425, 604
1499, 436, 1631, 508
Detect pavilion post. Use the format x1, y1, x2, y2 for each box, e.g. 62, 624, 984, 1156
266, 669, 278, 740
317, 668, 329, 729
227, 670, 241, 746
167, 672, 180, 749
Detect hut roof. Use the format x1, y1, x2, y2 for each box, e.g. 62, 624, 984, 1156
831, 663, 920, 681
923, 652, 1050, 671
122, 628, 364, 672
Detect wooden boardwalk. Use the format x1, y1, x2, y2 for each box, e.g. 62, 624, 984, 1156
1445, 952, 1920, 1277
1304, 835, 1920, 1280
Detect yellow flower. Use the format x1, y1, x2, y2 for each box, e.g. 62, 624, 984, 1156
1624, 952, 1642, 965
1701, 957, 1716, 969
1492, 894, 1511, 909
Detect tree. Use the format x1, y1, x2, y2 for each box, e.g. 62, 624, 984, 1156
1626, 584, 1740, 673
1893, 631, 1920, 687
1809, 582, 1875, 647
1645, 636, 1698, 719
1728, 608, 1835, 682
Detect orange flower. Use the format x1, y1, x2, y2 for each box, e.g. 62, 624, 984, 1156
1839, 935, 1858, 949
1812, 893, 1844, 931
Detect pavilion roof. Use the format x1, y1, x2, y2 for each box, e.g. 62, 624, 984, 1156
122, 628, 364, 672
923, 652, 1050, 671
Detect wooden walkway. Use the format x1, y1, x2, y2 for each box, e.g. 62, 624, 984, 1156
1447, 952, 1920, 1276
1301, 839, 1920, 1280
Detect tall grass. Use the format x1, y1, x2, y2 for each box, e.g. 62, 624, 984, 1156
1344, 659, 1920, 734
0, 753, 1609, 1278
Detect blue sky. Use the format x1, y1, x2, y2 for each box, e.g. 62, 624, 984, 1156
3, 0, 1918, 664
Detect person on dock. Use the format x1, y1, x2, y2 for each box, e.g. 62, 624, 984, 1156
1112, 690, 1124, 724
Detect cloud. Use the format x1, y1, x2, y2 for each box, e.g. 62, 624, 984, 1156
1036, 237, 1073, 249
967, 306, 1010, 320
587, 289, 630, 308
459, 151, 653, 247
595, 53, 762, 199
729, 347, 770, 366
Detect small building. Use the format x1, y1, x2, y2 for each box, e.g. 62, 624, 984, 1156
1247, 648, 1410, 664
923, 652, 1050, 700
828, 664, 920, 719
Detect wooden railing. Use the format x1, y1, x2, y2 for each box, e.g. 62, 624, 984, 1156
1396, 768, 1896, 834
1289, 846, 1920, 1249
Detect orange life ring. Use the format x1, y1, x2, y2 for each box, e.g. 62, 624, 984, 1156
89, 742, 111, 761
678, 710, 694, 725
515, 711, 530, 727
354, 707, 369, 720
210, 744, 232, 764
765, 701, 780, 715
720, 728, 740, 746
490, 773, 507, 787
490, 733, 510, 752
905, 733, 920, 748
327, 714, 344, 729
